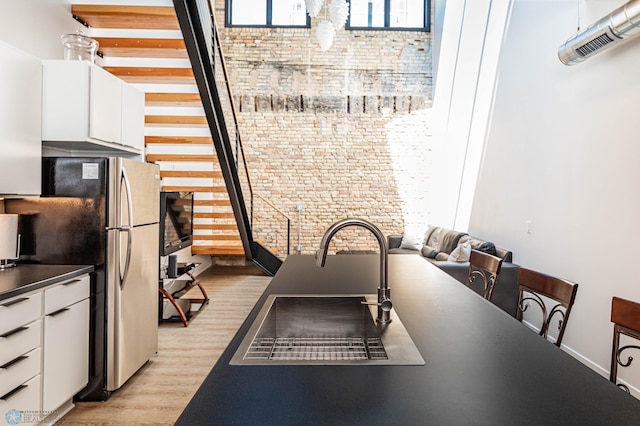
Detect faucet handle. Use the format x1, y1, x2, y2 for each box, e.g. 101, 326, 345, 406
361, 298, 392, 312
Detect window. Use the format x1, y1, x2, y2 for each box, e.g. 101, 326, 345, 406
227, 0, 310, 27
348, 0, 429, 30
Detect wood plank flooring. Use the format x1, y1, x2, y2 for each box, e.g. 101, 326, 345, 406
58, 265, 271, 426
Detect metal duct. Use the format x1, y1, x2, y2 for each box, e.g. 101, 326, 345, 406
558, 0, 640, 65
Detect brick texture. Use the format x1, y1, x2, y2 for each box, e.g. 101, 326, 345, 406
214, 1, 434, 254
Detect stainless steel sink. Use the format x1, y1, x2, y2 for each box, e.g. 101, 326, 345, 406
230, 294, 425, 365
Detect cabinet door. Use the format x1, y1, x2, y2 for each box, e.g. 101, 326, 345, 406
0, 41, 41, 196
121, 82, 145, 150
42, 298, 89, 412
90, 65, 122, 144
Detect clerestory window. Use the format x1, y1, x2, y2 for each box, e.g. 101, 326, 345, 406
226, 0, 429, 31
348, 0, 429, 30
226, 0, 310, 27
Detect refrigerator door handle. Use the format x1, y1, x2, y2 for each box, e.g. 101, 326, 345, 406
119, 167, 134, 290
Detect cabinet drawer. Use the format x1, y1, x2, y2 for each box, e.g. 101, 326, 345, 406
0, 292, 42, 335
0, 320, 41, 367
44, 274, 90, 314
0, 348, 40, 398
0, 374, 41, 417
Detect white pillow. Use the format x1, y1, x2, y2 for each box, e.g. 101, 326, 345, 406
448, 240, 472, 262
400, 226, 424, 251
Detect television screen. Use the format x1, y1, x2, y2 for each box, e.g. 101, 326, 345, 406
160, 191, 194, 256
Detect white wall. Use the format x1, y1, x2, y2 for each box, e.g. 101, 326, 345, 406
469, 0, 640, 393
0, 0, 79, 59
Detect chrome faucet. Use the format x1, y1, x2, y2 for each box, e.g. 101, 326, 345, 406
315, 218, 392, 324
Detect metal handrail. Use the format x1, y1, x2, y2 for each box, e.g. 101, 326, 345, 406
205, 0, 291, 255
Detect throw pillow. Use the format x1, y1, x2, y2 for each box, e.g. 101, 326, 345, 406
467, 238, 497, 256
426, 227, 442, 250
423, 224, 437, 246
421, 245, 438, 259
448, 240, 472, 262
400, 226, 424, 251
435, 252, 450, 261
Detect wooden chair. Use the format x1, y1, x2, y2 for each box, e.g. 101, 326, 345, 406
610, 297, 640, 393
516, 268, 578, 347
467, 249, 504, 301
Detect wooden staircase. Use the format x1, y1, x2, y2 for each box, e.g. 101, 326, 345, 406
72, 4, 244, 255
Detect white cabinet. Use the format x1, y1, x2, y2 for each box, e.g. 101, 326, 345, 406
121, 82, 145, 151
42, 275, 90, 413
42, 60, 144, 154
0, 273, 90, 423
0, 41, 42, 197
0, 292, 43, 415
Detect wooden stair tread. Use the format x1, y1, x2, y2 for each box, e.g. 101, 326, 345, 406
145, 115, 208, 126
146, 136, 212, 145
194, 199, 232, 207
160, 170, 223, 179
71, 5, 179, 30
162, 185, 227, 192
93, 37, 187, 58
193, 223, 238, 231
194, 212, 235, 219
103, 66, 194, 84
191, 246, 245, 255
147, 154, 216, 162
194, 235, 241, 241
146, 93, 202, 106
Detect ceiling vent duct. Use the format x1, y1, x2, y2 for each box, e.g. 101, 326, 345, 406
558, 0, 640, 65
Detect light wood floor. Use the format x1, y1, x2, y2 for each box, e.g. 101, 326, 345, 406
58, 265, 271, 426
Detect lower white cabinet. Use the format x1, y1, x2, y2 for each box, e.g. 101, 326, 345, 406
42, 276, 90, 413
43, 298, 89, 412
0, 292, 42, 416
0, 273, 90, 423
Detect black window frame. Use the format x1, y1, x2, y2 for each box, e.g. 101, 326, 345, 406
346, 0, 430, 31
225, 0, 311, 28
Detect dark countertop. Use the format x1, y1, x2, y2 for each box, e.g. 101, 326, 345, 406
177, 254, 640, 425
0, 264, 94, 302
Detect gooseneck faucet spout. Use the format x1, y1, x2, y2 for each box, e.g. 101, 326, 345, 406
315, 218, 392, 324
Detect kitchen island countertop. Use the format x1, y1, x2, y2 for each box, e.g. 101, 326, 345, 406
177, 254, 640, 425
0, 264, 94, 301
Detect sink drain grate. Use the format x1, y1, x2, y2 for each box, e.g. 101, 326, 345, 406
244, 337, 388, 361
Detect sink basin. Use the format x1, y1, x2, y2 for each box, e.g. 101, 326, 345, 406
230, 294, 425, 365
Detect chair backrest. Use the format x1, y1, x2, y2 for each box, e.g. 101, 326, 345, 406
610, 297, 640, 393
467, 249, 504, 301
516, 268, 578, 347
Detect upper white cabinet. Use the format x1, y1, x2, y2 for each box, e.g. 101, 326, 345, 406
0, 41, 42, 197
42, 60, 144, 154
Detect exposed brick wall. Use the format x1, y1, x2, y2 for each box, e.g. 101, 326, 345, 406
214, 1, 434, 254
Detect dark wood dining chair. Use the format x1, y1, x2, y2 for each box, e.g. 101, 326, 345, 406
610, 297, 640, 393
467, 249, 504, 301
516, 268, 578, 347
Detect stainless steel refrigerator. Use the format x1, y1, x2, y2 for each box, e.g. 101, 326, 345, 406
6, 157, 160, 400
